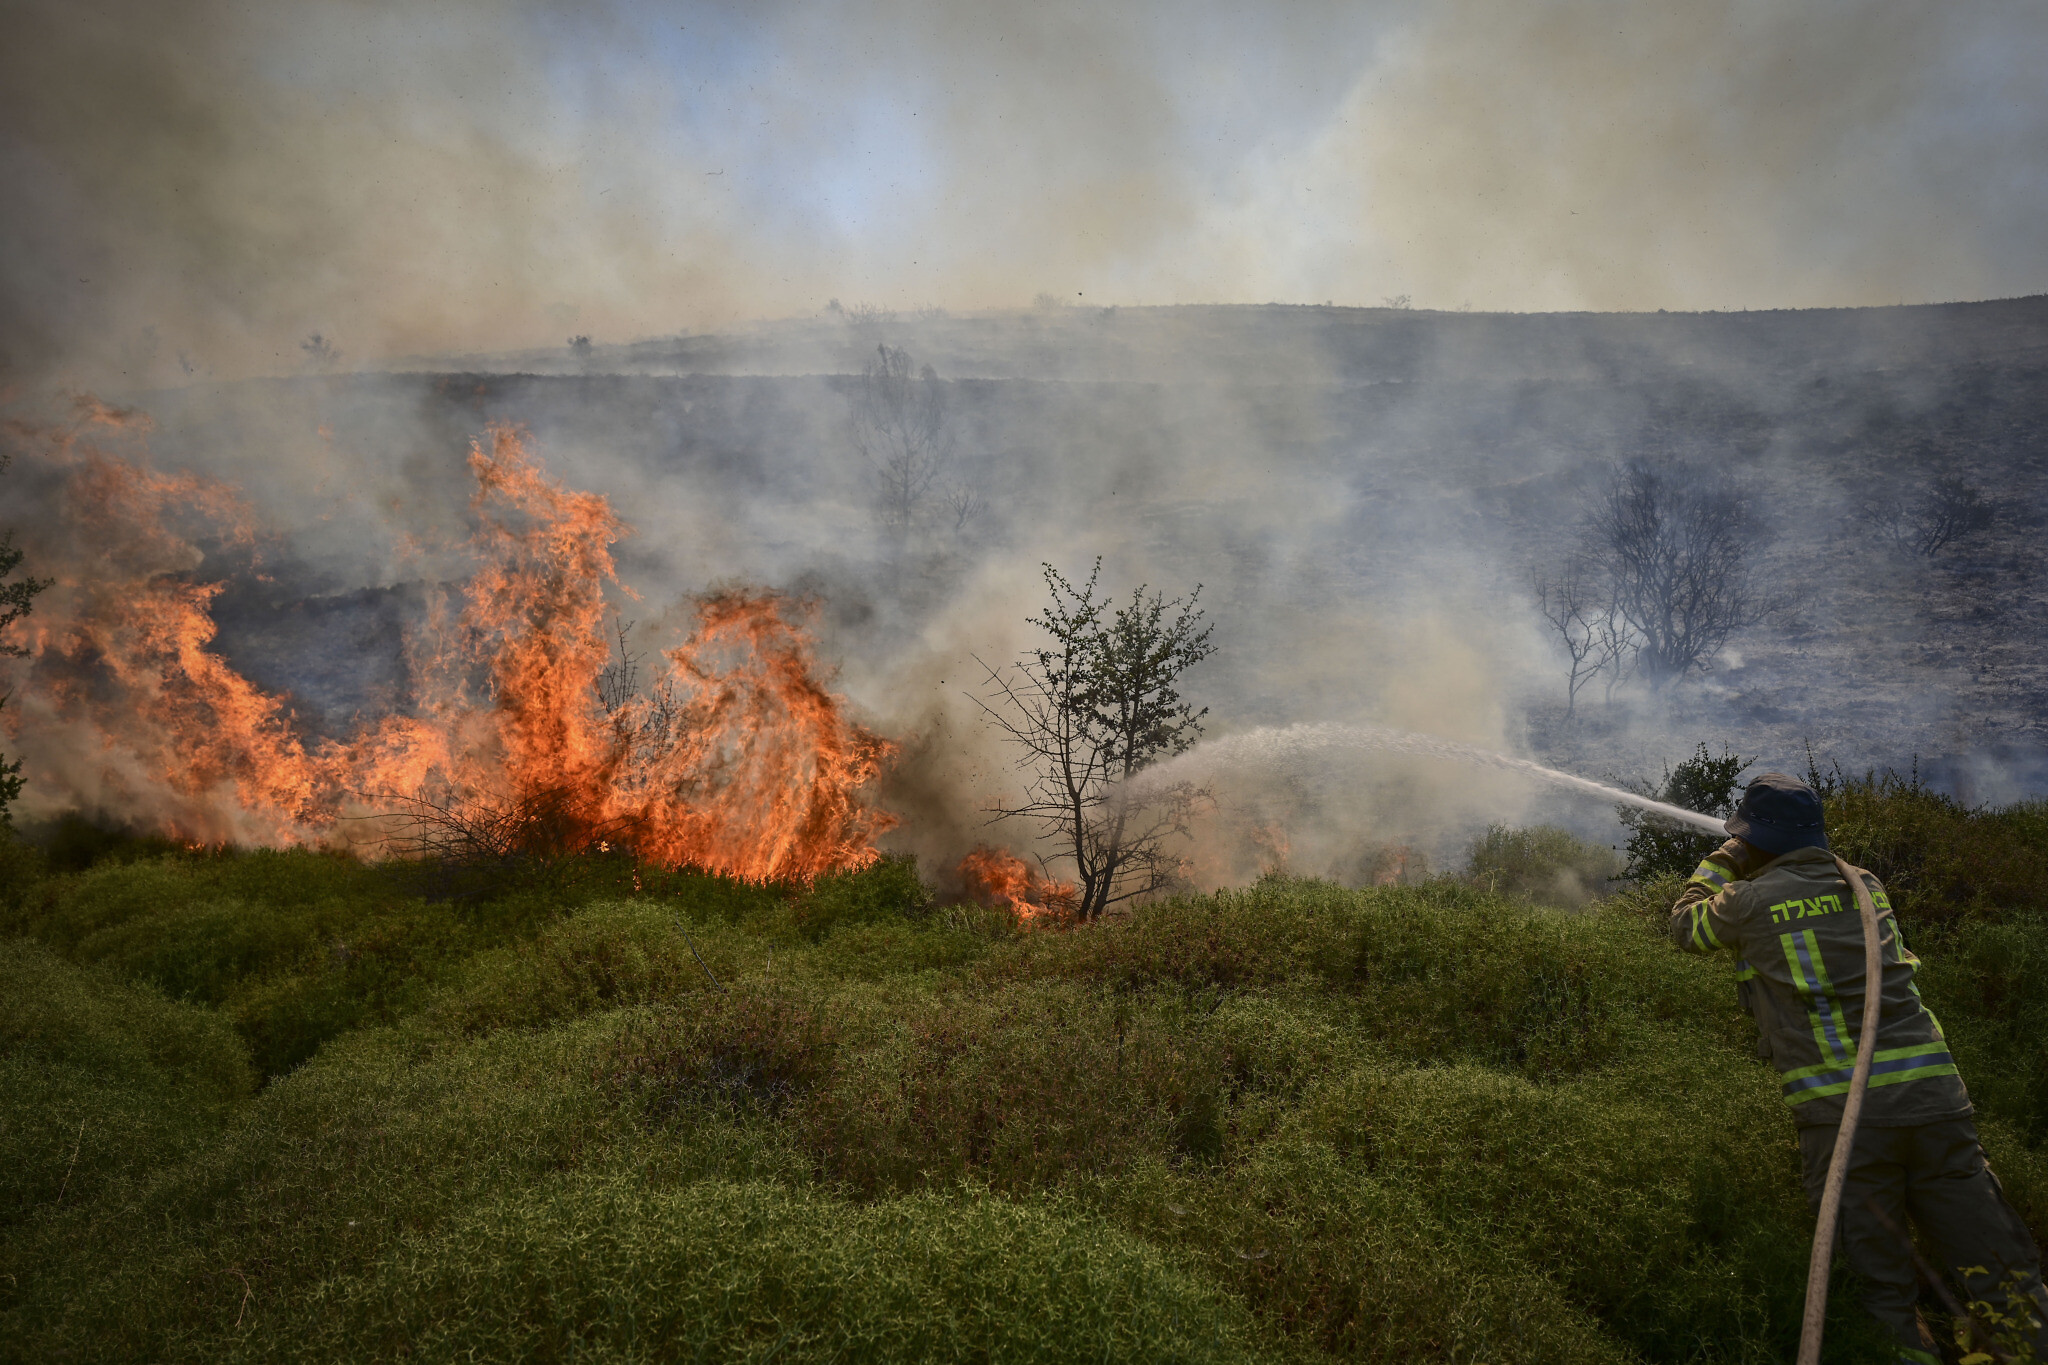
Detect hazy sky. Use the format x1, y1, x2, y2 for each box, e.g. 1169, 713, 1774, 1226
5, 0, 2046, 380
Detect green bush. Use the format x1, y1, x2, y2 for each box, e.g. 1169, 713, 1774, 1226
792, 853, 932, 940
1821, 771, 2048, 924
1466, 824, 1620, 907
254, 1177, 1258, 1365
1618, 744, 1749, 880
0, 826, 46, 909
1346, 893, 1731, 1076
0, 939, 252, 1224
4, 856, 2028, 1364
1, 850, 487, 1075
3, 850, 758, 1076
1915, 912, 2048, 1144
420, 900, 729, 1036
809, 917, 987, 978
0, 1016, 686, 1361
982, 875, 1367, 992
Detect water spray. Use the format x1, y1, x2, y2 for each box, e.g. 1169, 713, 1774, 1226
1132, 722, 1728, 835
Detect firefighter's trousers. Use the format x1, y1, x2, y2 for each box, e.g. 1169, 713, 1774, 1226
1799, 1117, 2048, 1361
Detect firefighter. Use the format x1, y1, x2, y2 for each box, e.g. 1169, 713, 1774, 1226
1669, 772, 2048, 1362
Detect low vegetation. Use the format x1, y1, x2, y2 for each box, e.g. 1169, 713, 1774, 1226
1, 776, 2042, 1363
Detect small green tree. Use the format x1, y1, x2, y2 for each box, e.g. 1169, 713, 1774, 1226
1, 451, 54, 826
977, 560, 1216, 921
1617, 743, 1750, 880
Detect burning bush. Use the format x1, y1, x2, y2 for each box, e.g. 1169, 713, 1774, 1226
0, 404, 895, 884
957, 844, 1078, 925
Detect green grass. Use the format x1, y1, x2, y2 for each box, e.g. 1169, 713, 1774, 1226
4, 808, 2040, 1363
0, 939, 253, 1225
255, 1177, 1256, 1365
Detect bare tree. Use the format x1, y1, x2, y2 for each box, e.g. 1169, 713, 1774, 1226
1534, 556, 1634, 719
300, 333, 340, 369
936, 477, 985, 543
1584, 458, 1770, 686
976, 560, 1215, 921
594, 618, 685, 780
841, 302, 895, 349
851, 344, 949, 551
1865, 475, 1998, 558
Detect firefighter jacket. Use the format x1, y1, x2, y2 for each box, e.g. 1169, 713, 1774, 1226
1670, 840, 1971, 1129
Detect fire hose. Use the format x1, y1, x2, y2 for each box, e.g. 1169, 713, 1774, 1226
1797, 856, 1885, 1365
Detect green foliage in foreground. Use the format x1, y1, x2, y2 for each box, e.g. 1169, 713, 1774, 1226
0, 939, 253, 1224
1, 819, 2043, 1364
272, 1177, 1254, 1365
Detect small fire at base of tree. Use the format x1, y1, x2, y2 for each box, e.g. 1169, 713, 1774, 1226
956, 845, 1078, 924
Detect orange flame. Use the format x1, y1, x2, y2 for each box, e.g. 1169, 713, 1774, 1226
1, 407, 894, 879
957, 845, 1077, 924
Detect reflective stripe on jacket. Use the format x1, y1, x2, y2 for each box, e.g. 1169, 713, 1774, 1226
1669, 840, 1971, 1128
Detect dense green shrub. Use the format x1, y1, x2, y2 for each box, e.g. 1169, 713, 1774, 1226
983, 875, 1366, 991
1, 850, 488, 1075
1915, 912, 2048, 1144
1618, 744, 1750, 880
984, 877, 1731, 1076
791, 853, 932, 939
0, 939, 252, 1224
1821, 772, 2048, 924
3, 851, 2032, 1364
420, 900, 731, 1036
1, 849, 798, 1076
1344, 894, 1732, 1075
0, 1017, 676, 1361
252, 1177, 1258, 1365
0, 827, 46, 908
1466, 823, 1621, 907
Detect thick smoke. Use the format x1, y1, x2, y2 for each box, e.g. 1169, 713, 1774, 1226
5, 1, 2046, 387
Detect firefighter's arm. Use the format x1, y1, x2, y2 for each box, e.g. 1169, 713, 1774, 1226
1666, 838, 1751, 954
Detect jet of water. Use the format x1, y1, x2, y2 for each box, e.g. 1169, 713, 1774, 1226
1130, 722, 1727, 836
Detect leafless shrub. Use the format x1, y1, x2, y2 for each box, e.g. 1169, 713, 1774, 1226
1863, 475, 1999, 558
937, 477, 985, 541
1533, 556, 1635, 719
299, 333, 340, 368
852, 344, 951, 551
1583, 458, 1771, 686
840, 302, 895, 347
